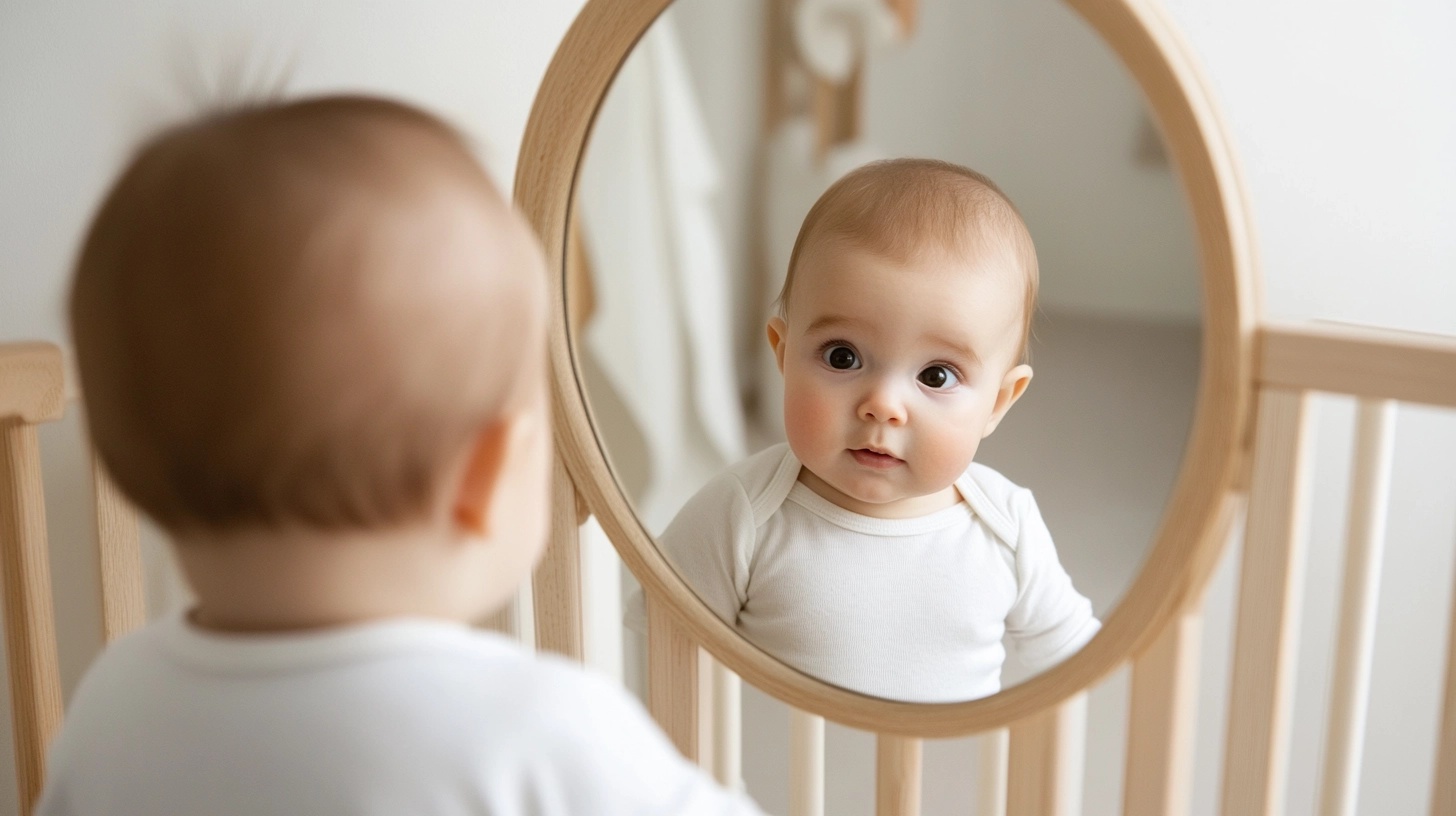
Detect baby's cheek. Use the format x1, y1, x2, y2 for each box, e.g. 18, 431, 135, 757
915, 421, 982, 488
782, 380, 837, 459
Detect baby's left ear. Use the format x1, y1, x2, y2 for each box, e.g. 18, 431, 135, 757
982, 364, 1033, 438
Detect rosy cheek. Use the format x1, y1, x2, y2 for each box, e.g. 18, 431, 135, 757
782, 375, 838, 457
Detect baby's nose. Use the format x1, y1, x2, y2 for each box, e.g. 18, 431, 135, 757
857, 384, 907, 425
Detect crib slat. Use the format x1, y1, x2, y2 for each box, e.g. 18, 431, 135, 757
481, 595, 519, 639
1008, 692, 1087, 816
1221, 387, 1315, 816
0, 423, 65, 816
1317, 399, 1396, 816
977, 728, 1010, 816
1124, 611, 1202, 816
712, 661, 742, 788
92, 459, 145, 641
1431, 549, 1456, 816
697, 647, 715, 770
533, 454, 583, 660
790, 709, 825, 816
876, 734, 922, 816
647, 595, 701, 763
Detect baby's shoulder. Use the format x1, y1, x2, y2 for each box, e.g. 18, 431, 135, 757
688, 442, 799, 527
957, 462, 1039, 549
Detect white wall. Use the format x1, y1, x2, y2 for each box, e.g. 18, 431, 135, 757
0, 0, 585, 347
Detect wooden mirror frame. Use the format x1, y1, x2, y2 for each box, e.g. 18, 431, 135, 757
515, 0, 1257, 736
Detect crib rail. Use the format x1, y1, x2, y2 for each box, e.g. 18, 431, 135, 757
1223, 322, 1456, 816
0, 344, 67, 815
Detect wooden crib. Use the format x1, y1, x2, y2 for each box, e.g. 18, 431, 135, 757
2, 3, 1455, 816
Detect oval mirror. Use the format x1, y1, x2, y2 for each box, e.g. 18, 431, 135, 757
517, 0, 1254, 733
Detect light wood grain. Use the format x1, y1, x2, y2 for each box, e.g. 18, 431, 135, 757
1261, 322, 1456, 409
977, 728, 1009, 816
712, 661, 742, 787
876, 734, 922, 816
1124, 611, 1202, 816
481, 594, 519, 640
0, 424, 64, 816
91, 458, 145, 642
1317, 399, 1395, 816
647, 595, 701, 763
1432, 550, 1456, 816
534, 454, 583, 660
1007, 692, 1087, 816
697, 646, 715, 769
0, 343, 66, 816
0, 344, 65, 426
790, 709, 825, 816
1221, 388, 1315, 816
515, 0, 1255, 739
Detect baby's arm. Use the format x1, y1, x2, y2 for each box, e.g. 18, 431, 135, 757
656, 471, 757, 625
1004, 490, 1101, 672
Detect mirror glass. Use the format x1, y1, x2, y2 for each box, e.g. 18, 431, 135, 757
571, 0, 1200, 703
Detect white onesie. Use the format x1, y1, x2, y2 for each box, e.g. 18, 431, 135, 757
38, 611, 765, 816
658, 443, 1099, 703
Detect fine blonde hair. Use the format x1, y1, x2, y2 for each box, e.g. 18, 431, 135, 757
70, 96, 537, 534
778, 158, 1039, 357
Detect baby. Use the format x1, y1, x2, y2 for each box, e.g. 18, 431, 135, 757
41, 96, 765, 815
660, 159, 1099, 703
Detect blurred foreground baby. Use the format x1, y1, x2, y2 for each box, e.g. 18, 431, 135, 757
660, 159, 1100, 703
40, 96, 766, 816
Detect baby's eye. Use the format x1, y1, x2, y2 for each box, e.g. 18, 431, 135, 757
822, 345, 860, 370
918, 365, 959, 390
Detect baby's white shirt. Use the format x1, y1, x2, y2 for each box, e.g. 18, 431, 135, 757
658, 443, 1100, 703
37, 611, 764, 816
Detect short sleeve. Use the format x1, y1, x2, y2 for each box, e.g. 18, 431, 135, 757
530, 664, 767, 816
656, 471, 757, 625
1004, 490, 1101, 672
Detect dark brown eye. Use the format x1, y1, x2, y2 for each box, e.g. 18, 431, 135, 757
918, 365, 957, 389
824, 345, 859, 370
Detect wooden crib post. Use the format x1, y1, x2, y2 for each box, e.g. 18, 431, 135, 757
1431, 540, 1456, 816
1220, 387, 1315, 816
0, 343, 67, 815
533, 453, 584, 661
1007, 692, 1087, 816
1317, 399, 1396, 816
647, 595, 701, 762
977, 728, 1010, 816
1124, 611, 1202, 816
91, 459, 145, 642
790, 709, 825, 816
875, 734, 922, 816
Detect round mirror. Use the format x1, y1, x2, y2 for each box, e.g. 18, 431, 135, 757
518, 0, 1254, 732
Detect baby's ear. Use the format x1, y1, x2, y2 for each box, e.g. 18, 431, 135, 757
766, 317, 789, 374
982, 364, 1033, 438
452, 419, 515, 537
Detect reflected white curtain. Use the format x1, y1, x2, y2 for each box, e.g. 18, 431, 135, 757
576, 10, 747, 532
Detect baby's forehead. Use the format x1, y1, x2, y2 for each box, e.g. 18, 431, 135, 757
792, 240, 1029, 353
797, 234, 1028, 306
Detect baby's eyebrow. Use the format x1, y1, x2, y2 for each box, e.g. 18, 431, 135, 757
926, 333, 982, 367
803, 315, 870, 335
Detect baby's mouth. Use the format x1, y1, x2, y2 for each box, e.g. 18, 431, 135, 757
850, 448, 903, 469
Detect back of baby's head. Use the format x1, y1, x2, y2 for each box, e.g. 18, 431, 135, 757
71, 95, 545, 536
779, 158, 1039, 355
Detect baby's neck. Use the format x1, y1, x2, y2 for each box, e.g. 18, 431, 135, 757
173, 524, 483, 633
796, 468, 962, 519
